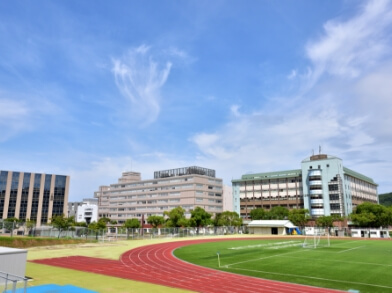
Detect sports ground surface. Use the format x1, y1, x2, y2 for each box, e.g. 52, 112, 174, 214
28, 236, 392, 293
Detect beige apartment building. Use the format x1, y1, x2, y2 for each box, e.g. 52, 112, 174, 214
94, 166, 224, 224
0, 170, 70, 226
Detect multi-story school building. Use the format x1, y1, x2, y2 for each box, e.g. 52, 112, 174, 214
232, 154, 378, 219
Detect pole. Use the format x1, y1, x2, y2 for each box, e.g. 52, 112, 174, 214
217, 252, 221, 268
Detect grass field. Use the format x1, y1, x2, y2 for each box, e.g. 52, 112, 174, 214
26, 238, 194, 293
174, 238, 392, 293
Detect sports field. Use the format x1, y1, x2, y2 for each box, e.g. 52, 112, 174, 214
26, 238, 193, 293
174, 238, 392, 293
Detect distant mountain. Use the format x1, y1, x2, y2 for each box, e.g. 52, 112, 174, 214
379, 192, 392, 207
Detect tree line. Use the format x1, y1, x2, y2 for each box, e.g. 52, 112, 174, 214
249, 202, 392, 228
4, 201, 391, 238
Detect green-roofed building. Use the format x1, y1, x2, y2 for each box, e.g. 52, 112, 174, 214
232, 154, 378, 219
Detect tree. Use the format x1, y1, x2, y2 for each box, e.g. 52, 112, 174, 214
164, 206, 187, 227
88, 218, 108, 240
51, 215, 74, 238
147, 215, 164, 228
350, 202, 392, 227
74, 221, 88, 227
267, 206, 289, 220
288, 209, 310, 227
250, 208, 267, 220
3, 217, 21, 237
177, 218, 190, 227
189, 207, 212, 233
379, 192, 392, 207
214, 211, 242, 227
25, 219, 36, 236
315, 216, 334, 228
123, 218, 141, 239
99, 217, 111, 225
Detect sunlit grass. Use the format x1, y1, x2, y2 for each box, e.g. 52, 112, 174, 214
174, 238, 392, 293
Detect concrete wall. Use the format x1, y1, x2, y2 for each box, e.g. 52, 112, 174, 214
249, 227, 286, 235
0, 247, 27, 278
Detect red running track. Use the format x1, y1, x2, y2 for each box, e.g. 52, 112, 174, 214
31, 238, 344, 293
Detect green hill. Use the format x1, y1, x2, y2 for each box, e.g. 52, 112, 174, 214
379, 192, 392, 207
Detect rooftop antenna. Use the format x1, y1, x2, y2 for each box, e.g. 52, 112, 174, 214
312, 149, 314, 156
319, 145, 321, 154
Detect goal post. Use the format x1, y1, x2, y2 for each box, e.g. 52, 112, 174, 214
302, 228, 330, 249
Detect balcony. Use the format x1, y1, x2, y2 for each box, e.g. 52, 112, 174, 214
310, 208, 324, 216
308, 170, 322, 176
309, 180, 322, 186
309, 189, 323, 195
310, 199, 324, 205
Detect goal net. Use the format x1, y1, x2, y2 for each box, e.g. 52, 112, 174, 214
302, 228, 330, 249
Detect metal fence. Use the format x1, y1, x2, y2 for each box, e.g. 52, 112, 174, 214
103, 226, 246, 241
0, 220, 246, 241
2, 219, 389, 241
0, 271, 27, 293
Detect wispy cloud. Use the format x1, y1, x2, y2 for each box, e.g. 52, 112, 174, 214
191, 0, 392, 192
306, 0, 392, 81
0, 92, 62, 142
112, 45, 172, 126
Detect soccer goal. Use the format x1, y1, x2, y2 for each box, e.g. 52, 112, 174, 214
302, 228, 330, 249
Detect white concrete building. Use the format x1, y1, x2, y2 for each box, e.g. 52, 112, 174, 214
95, 166, 223, 225
76, 203, 98, 224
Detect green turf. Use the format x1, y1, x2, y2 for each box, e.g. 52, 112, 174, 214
26, 262, 192, 293
174, 238, 392, 293
26, 238, 197, 293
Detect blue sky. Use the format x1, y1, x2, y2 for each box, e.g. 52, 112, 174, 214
1, 0, 392, 201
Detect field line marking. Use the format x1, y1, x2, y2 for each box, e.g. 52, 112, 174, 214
337, 246, 365, 254
332, 240, 363, 247
224, 249, 306, 268
276, 255, 392, 268
228, 241, 301, 250
230, 267, 392, 290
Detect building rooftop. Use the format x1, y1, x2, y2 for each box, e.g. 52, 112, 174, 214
154, 166, 216, 179
343, 167, 377, 185
232, 169, 302, 183
301, 154, 342, 163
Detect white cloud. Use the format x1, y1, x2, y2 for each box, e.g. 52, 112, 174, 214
0, 93, 62, 142
190, 0, 392, 193
230, 105, 241, 117
112, 45, 172, 126
0, 98, 31, 141
306, 0, 392, 80
287, 69, 297, 80
66, 153, 192, 201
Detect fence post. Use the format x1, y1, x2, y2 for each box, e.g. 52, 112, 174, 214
12, 279, 17, 292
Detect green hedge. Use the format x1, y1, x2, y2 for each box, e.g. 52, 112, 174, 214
0, 236, 91, 248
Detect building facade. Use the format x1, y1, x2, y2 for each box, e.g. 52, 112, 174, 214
76, 203, 98, 224
0, 170, 70, 226
222, 185, 234, 212
232, 154, 378, 219
94, 166, 223, 224
68, 198, 98, 218
68, 198, 98, 224
232, 169, 303, 219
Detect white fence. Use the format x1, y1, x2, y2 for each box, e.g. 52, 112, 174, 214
0, 271, 27, 293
